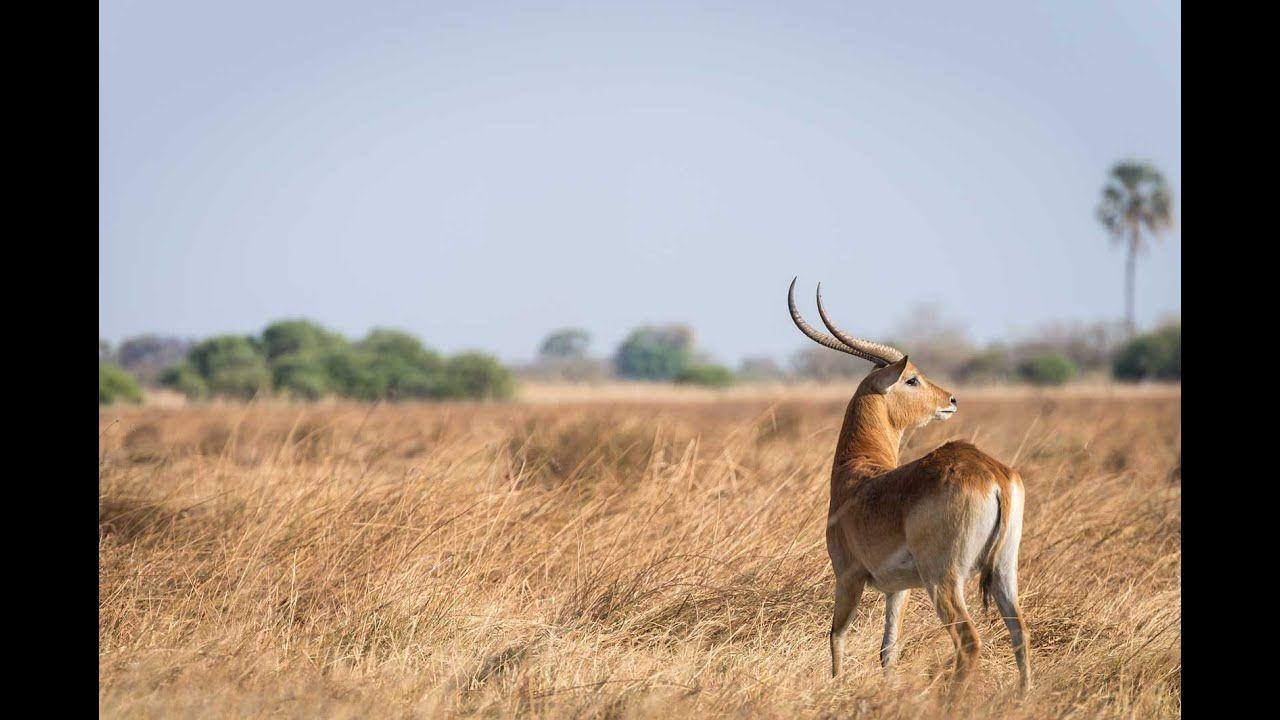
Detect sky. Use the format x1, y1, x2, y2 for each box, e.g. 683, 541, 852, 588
99, 1, 1180, 366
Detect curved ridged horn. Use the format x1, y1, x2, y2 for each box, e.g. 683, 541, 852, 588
788, 277, 886, 365
815, 283, 905, 367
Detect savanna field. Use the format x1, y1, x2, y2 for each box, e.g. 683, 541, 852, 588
99, 384, 1180, 719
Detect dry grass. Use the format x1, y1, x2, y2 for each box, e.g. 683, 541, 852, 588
100, 388, 1180, 718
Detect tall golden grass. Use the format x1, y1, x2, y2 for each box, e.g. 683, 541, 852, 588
99, 387, 1180, 718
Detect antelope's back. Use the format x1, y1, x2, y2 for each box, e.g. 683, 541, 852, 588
911, 440, 1020, 495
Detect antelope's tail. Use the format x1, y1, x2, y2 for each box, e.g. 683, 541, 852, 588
979, 472, 1016, 611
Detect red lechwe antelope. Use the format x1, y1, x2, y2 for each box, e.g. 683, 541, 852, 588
788, 278, 1030, 693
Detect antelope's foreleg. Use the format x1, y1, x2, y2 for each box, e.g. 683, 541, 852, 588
830, 570, 867, 678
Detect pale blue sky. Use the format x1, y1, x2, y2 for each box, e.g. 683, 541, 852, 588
99, 1, 1180, 365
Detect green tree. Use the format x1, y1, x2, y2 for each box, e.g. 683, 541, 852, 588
271, 354, 331, 400
188, 335, 270, 399
159, 364, 209, 400
320, 348, 381, 400
439, 352, 515, 400
261, 319, 347, 361
675, 363, 735, 388
1112, 323, 1180, 381
1017, 352, 1076, 386
539, 329, 591, 359
357, 329, 445, 400
99, 362, 143, 405
358, 329, 441, 366
956, 345, 1014, 384
614, 325, 694, 380
1096, 161, 1174, 335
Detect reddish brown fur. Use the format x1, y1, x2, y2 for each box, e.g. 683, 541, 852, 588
824, 357, 1029, 691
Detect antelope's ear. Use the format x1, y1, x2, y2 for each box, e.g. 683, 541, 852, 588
867, 356, 909, 394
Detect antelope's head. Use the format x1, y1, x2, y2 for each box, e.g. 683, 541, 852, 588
787, 278, 957, 429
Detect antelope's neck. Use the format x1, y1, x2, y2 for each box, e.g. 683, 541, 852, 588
831, 393, 902, 482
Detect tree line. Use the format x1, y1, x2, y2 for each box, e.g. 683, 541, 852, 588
528, 317, 1179, 387
99, 320, 514, 405
100, 316, 1179, 405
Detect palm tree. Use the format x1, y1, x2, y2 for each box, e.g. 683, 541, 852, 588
1095, 161, 1173, 335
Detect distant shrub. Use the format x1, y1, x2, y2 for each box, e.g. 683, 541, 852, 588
1028, 321, 1127, 373
359, 329, 442, 368
675, 364, 735, 388
357, 329, 446, 400
439, 352, 516, 400
137, 322, 521, 404
528, 329, 606, 381
261, 320, 348, 362
615, 325, 694, 380
100, 363, 143, 405
539, 329, 591, 359
159, 364, 209, 400
956, 346, 1014, 384
188, 335, 271, 399
1112, 324, 1180, 381
320, 349, 382, 400
211, 365, 271, 399
1017, 352, 1076, 386
271, 354, 331, 400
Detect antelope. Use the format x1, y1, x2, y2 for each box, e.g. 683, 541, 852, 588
788, 278, 1030, 693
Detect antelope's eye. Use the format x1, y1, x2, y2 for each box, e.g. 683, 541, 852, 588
905, 377, 920, 387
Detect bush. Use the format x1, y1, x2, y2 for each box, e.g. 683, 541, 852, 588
188, 335, 271, 399
100, 363, 143, 405
675, 364, 735, 388
615, 325, 694, 380
320, 349, 381, 400
357, 330, 446, 400
359, 329, 442, 368
159, 364, 209, 400
139, 322, 519, 404
1017, 352, 1076, 386
539, 329, 591, 359
261, 320, 347, 362
272, 354, 331, 400
438, 352, 515, 400
956, 346, 1014, 384
1112, 324, 1180, 381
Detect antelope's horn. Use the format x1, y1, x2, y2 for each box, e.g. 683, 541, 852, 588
814, 283, 905, 367
787, 277, 886, 365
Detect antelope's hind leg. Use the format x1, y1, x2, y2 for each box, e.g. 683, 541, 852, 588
988, 490, 1030, 693
928, 578, 982, 691
990, 568, 1030, 694
880, 590, 910, 676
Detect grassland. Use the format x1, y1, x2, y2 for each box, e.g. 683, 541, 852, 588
99, 385, 1180, 718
